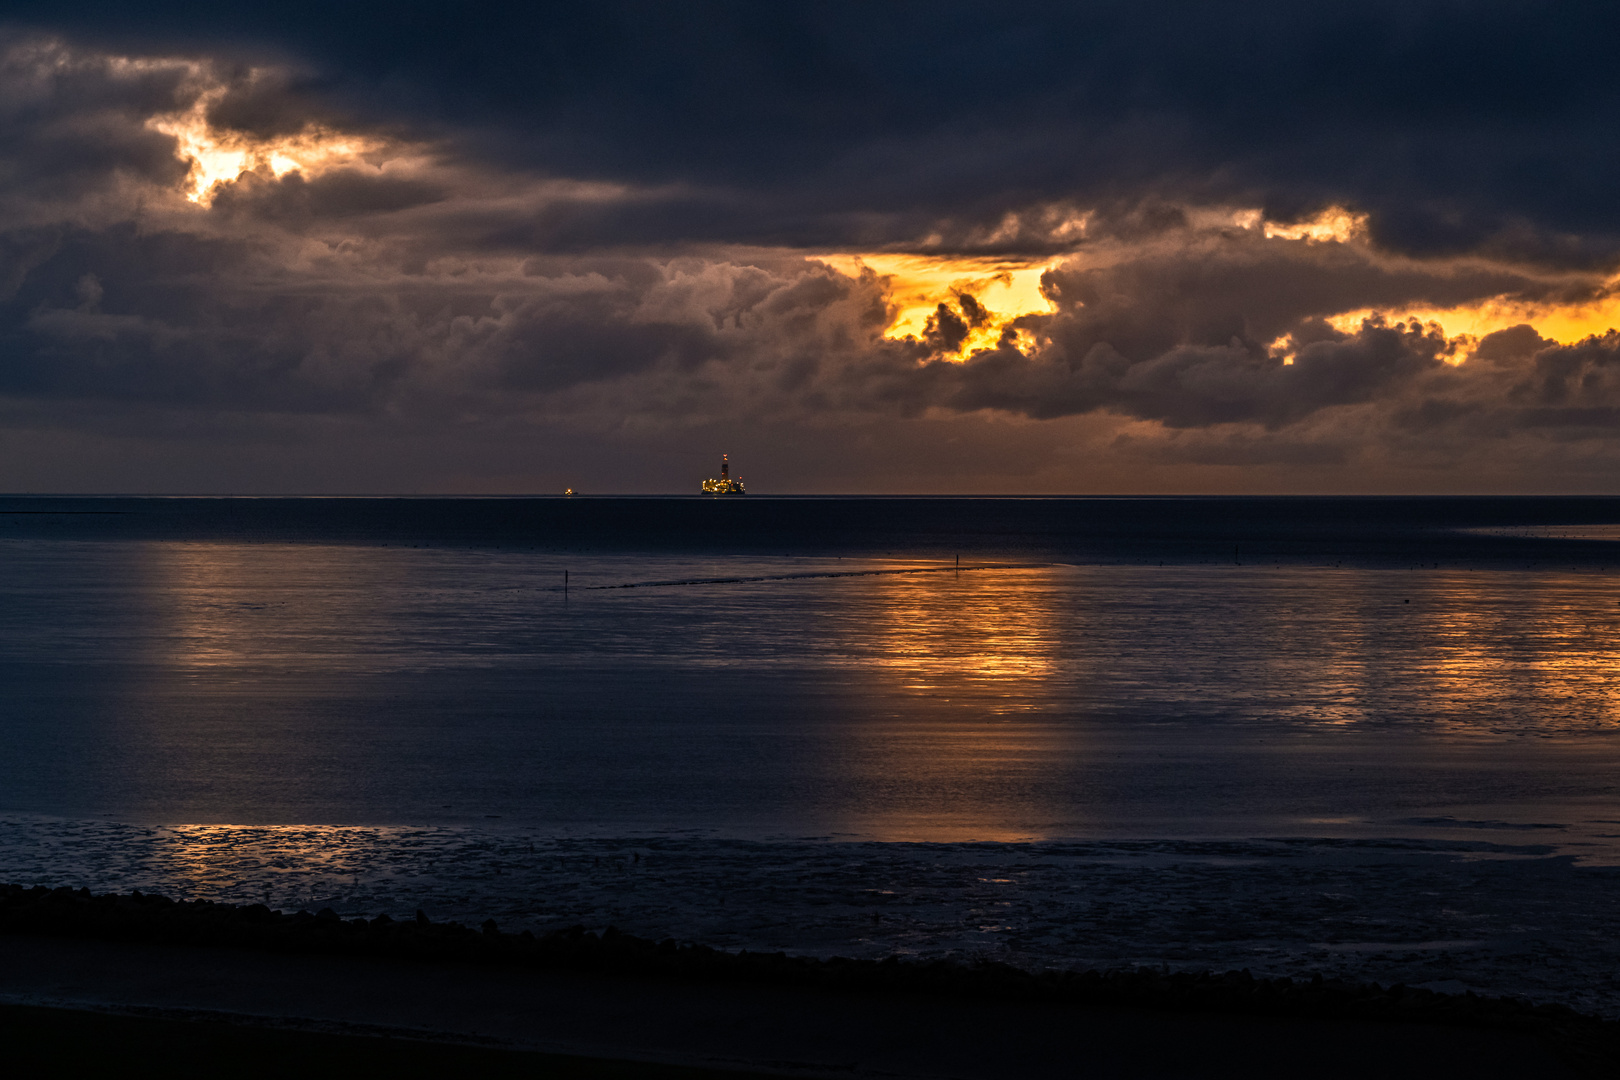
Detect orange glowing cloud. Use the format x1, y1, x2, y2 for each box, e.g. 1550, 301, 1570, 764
822, 253, 1060, 356
1260, 206, 1369, 244
827, 201, 1620, 372
146, 79, 385, 205
825, 207, 1379, 360
1253, 206, 1620, 353
1328, 291, 1620, 354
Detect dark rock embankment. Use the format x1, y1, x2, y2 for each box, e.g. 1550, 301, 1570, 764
1, 883, 1614, 1076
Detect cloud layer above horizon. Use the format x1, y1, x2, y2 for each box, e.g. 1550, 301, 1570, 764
5, 1, 1620, 493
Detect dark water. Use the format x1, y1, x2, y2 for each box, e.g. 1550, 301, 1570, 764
3, 496, 1620, 1013
6, 493, 1620, 565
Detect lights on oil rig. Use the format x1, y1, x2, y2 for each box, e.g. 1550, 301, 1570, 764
701, 454, 746, 495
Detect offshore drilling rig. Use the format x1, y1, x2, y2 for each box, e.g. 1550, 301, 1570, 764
700, 453, 746, 495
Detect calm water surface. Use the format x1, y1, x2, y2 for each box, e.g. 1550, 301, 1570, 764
3, 537, 1618, 840
3, 498, 1620, 1012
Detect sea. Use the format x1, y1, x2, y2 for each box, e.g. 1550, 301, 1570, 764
3, 495, 1620, 1015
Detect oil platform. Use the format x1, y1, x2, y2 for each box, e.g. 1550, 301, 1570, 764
701, 454, 746, 495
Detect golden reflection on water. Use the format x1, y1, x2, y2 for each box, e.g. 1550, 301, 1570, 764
127, 546, 1620, 736
828, 566, 1081, 841
163, 824, 345, 892
819, 563, 1620, 839
96, 544, 1620, 845
1218, 569, 1379, 728
1411, 570, 1620, 731
864, 566, 1059, 693
135, 541, 390, 670
107, 823, 446, 908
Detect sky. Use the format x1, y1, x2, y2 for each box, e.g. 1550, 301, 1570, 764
4, 1, 1620, 494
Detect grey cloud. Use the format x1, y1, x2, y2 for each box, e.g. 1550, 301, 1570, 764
1472, 323, 1552, 365
0, 38, 193, 208
894, 319, 1449, 430
0, 228, 61, 300
1531, 333, 1620, 392
210, 169, 448, 222
1036, 231, 1558, 363
822, 228, 1584, 431
204, 67, 334, 139
0, 208, 894, 421
1361, 328, 1620, 440
923, 303, 969, 355
1, 198, 1608, 451
1111, 430, 1351, 468
1105, 322, 1449, 429
19, 3, 1620, 273
955, 291, 990, 328
10, 32, 1620, 495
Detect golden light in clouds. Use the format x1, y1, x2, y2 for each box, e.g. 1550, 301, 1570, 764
836, 202, 1619, 367
141, 73, 1620, 373
823, 253, 1061, 356
1260, 207, 1369, 244
1258, 206, 1620, 353
1328, 292, 1620, 355
827, 208, 1380, 361
147, 86, 380, 205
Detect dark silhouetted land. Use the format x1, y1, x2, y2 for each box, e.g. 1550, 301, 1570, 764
0, 886, 1608, 1078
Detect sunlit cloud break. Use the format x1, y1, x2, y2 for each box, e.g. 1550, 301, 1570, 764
147, 81, 381, 206
6, 8, 1620, 494
819, 254, 1060, 357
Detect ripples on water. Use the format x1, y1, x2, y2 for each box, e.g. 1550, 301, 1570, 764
2, 502, 1620, 1012
4, 540, 1618, 829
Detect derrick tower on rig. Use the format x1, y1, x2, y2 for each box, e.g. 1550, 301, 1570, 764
701, 453, 746, 495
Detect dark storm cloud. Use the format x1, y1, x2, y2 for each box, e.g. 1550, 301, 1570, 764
209, 169, 448, 222
1382, 326, 1620, 436
0, 121, 1608, 448
0, 39, 191, 208
918, 320, 1452, 429
8, 1, 1620, 264
204, 67, 334, 139
9, 9, 1620, 492
1034, 236, 1554, 363
826, 228, 1605, 431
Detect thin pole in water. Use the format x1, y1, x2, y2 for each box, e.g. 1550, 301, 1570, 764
564, 569, 569, 601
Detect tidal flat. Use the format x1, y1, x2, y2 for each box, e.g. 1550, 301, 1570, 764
3, 497, 1620, 1036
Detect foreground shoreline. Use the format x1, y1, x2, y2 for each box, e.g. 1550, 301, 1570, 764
1, 884, 1614, 1077
1, 1000, 771, 1079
